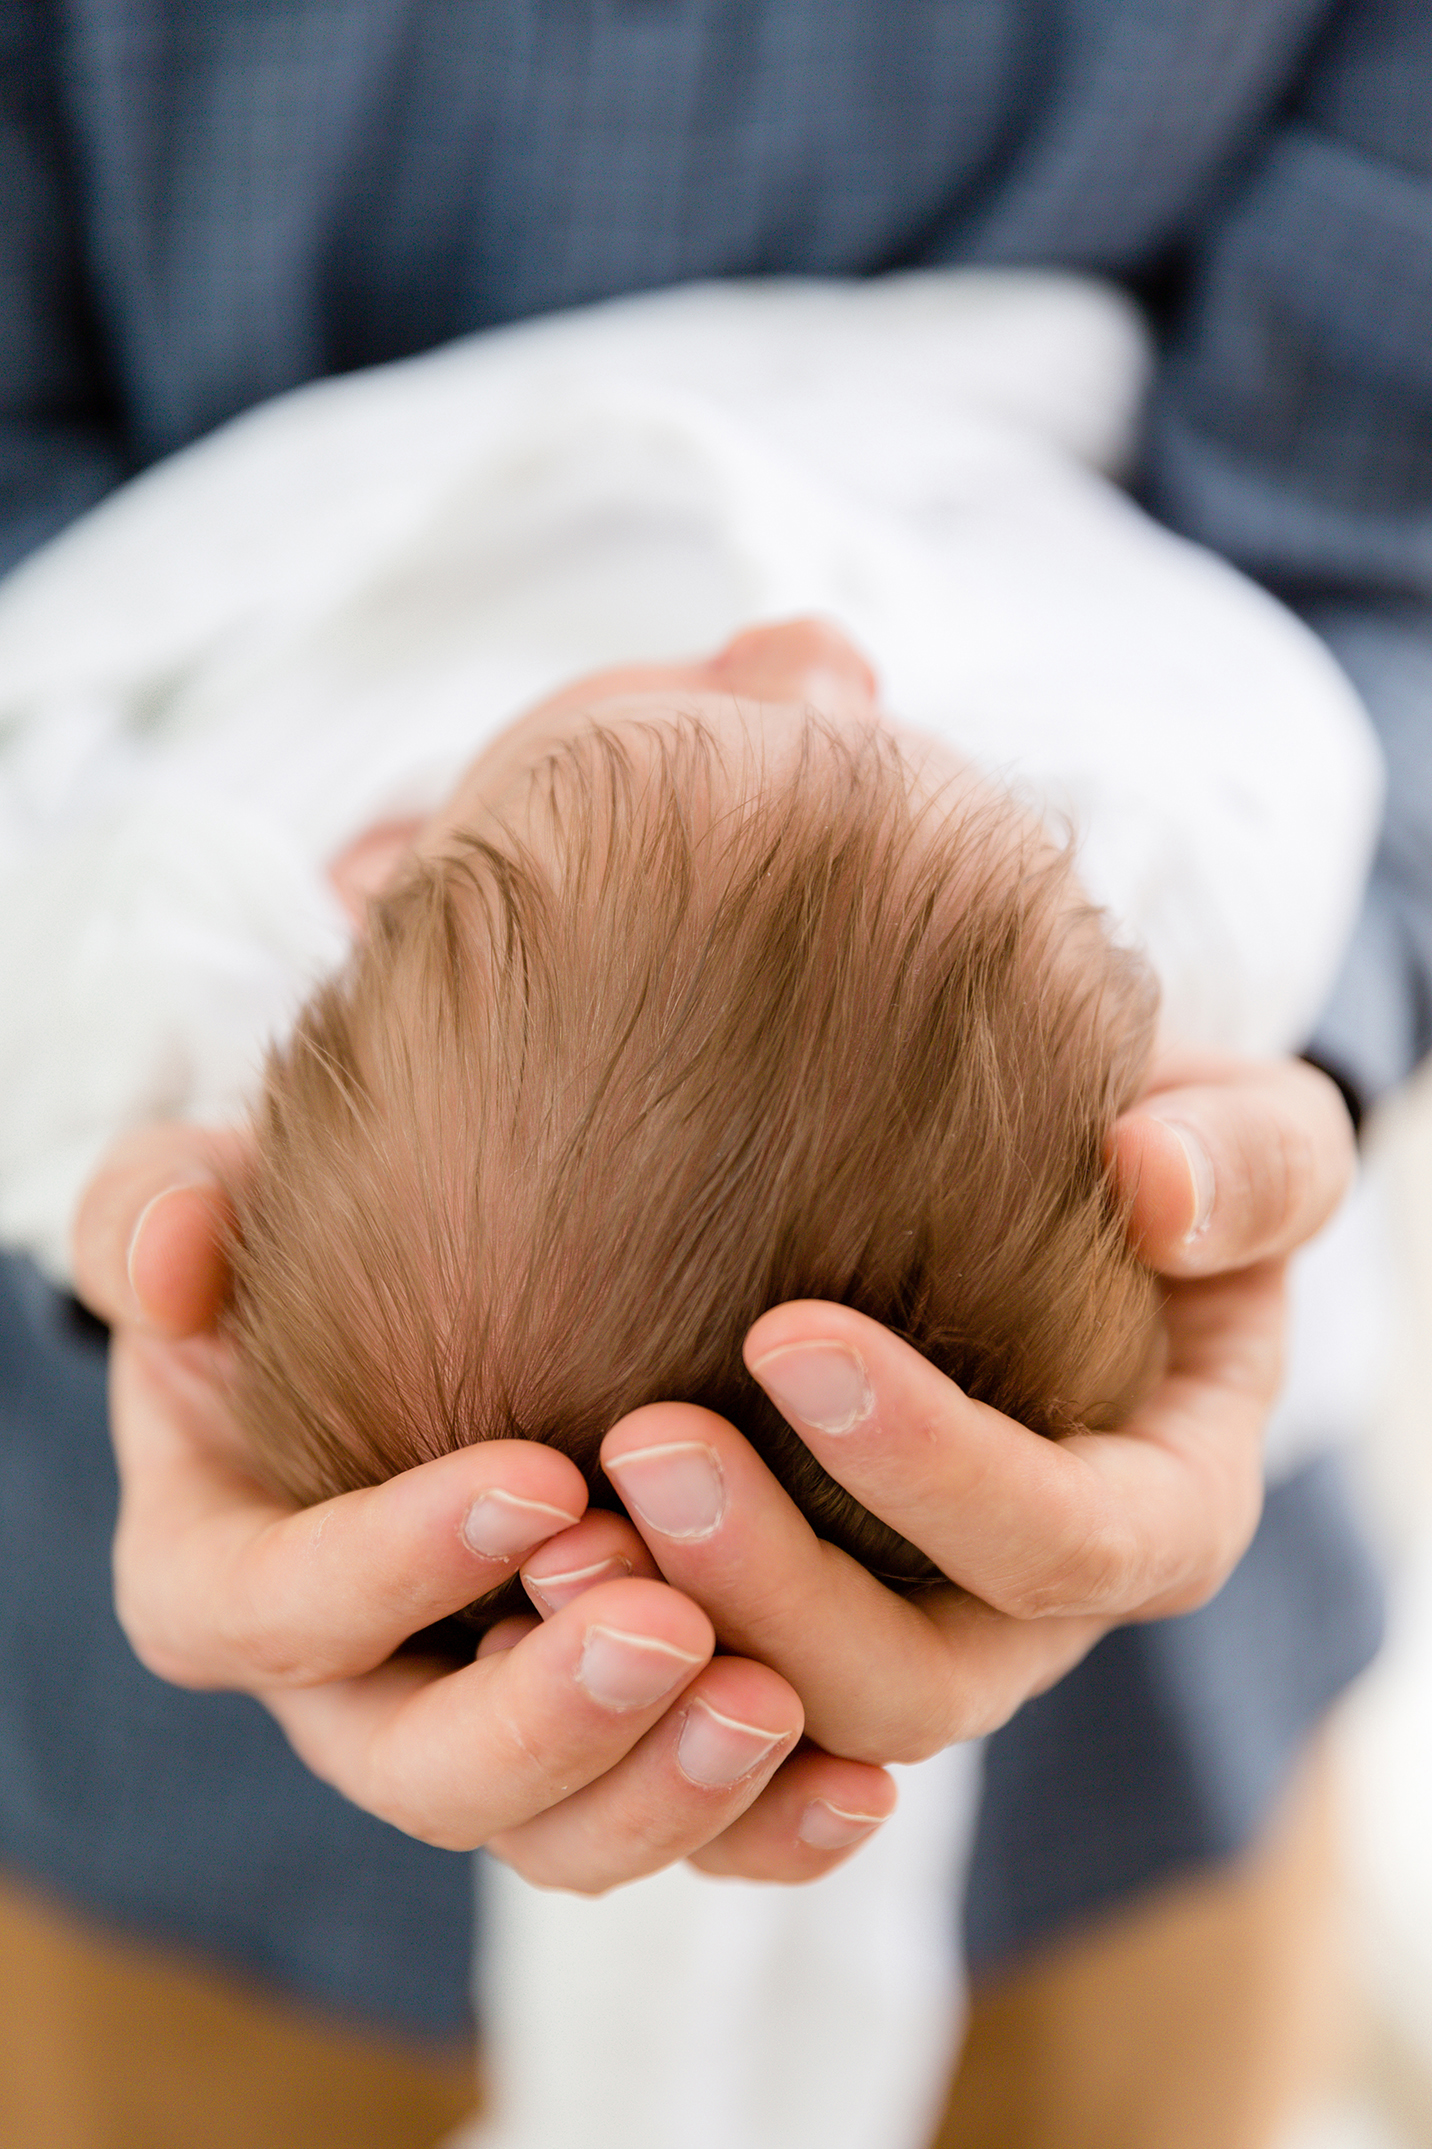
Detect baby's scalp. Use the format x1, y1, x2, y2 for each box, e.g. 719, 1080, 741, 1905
223, 706, 1162, 1602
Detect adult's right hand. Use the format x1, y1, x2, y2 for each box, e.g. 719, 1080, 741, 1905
75, 1126, 897, 1893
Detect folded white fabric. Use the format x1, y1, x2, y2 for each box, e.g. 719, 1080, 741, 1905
0, 270, 1380, 1278
465, 1746, 981, 2149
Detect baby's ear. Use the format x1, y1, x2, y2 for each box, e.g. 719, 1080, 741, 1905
326, 819, 426, 929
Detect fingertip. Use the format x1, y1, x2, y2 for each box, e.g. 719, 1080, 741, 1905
127, 1181, 233, 1335
794, 1796, 890, 1851
600, 1399, 729, 1458
520, 1513, 660, 1616
1116, 1057, 1356, 1277
1111, 1113, 1207, 1261
673, 1692, 796, 1789
477, 1614, 540, 1658
72, 1125, 256, 1331
689, 1751, 898, 1880
742, 1297, 868, 1369
745, 1338, 875, 1438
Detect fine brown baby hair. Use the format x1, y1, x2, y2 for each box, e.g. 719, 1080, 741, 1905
224, 713, 1161, 1598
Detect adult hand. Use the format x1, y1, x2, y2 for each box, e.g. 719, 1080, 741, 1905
73, 1049, 1351, 1882
74, 1126, 895, 1891
1109, 1048, 1355, 1280
565, 1049, 1354, 1875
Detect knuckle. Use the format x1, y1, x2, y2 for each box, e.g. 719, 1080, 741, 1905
122, 1629, 209, 1689
882, 1722, 955, 1767
237, 1633, 308, 1684
556, 1869, 624, 1898
912, 1659, 1022, 1754
1197, 1480, 1263, 1608
1011, 1508, 1141, 1617
394, 1809, 476, 1852
988, 1567, 1047, 1620
841, 1695, 960, 1769
112, 1585, 211, 1691
1246, 1084, 1349, 1257
1144, 1477, 1264, 1621
209, 1585, 308, 1686
358, 1748, 452, 1848
379, 1801, 468, 1851
1154, 1573, 1217, 1620
1153, 1560, 1228, 1620
499, 1848, 623, 1896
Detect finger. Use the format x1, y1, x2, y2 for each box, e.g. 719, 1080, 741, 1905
477, 1613, 540, 1656
485, 1655, 804, 1890
743, 1276, 1281, 1627
1110, 1054, 1354, 1278
688, 1747, 898, 1882
519, 1511, 664, 1615
264, 1577, 716, 1852
600, 1400, 1104, 1762
111, 1331, 593, 1688
72, 1123, 249, 1334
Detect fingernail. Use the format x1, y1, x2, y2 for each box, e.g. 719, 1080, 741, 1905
604, 1444, 726, 1539
576, 1625, 703, 1711
796, 1799, 886, 1851
747, 1344, 873, 1434
1159, 1119, 1216, 1241
124, 1181, 211, 1312
675, 1698, 785, 1787
461, 1490, 581, 1561
522, 1554, 632, 1615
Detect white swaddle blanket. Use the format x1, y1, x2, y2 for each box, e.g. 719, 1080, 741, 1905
0, 272, 1382, 2149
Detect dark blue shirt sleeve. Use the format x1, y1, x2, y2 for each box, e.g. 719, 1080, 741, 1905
0, 3, 125, 575
1141, 0, 1432, 1105
1301, 603, 1432, 1103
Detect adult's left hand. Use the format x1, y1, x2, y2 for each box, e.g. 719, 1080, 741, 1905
520, 1049, 1350, 1874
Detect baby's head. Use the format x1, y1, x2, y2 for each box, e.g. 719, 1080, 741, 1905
224, 623, 1162, 1592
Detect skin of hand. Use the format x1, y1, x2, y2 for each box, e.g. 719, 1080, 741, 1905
72, 1050, 1353, 1889
69, 621, 1357, 1889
